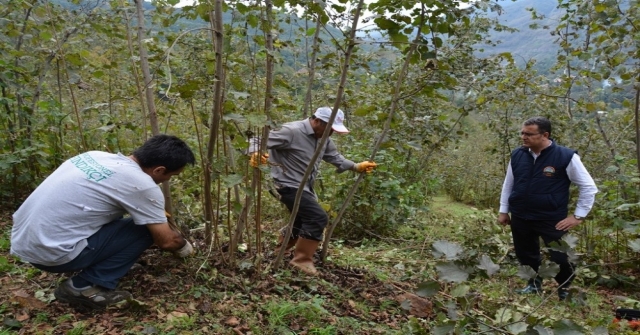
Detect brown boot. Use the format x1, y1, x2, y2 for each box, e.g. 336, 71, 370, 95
289, 238, 320, 276
275, 234, 298, 257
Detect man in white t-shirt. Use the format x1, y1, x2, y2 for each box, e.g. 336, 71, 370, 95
11, 134, 196, 310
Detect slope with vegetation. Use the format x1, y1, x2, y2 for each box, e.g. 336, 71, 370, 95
1, 0, 639, 333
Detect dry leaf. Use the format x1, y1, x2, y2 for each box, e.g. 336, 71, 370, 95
395, 293, 433, 318
11, 290, 46, 309
225, 316, 240, 326
15, 310, 30, 322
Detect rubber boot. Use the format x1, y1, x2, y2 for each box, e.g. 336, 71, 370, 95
289, 238, 320, 276
515, 276, 543, 294
275, 234, 298, 257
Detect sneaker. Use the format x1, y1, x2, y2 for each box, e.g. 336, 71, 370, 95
515, 277, 543, 294
558, 288, 569, 301
54, 278, 131, 310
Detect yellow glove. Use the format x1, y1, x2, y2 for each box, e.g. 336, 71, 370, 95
250, 152, 269, 168
354, 161, 377, 173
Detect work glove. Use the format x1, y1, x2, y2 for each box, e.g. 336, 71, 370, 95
174, 240, 194, 258
354, 161, 377, 173
250, 152, 269, 168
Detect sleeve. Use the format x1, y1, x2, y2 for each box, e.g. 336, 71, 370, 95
499, 161, 514, 214
248, 127, 294, 153
566, 154, 598, 217
119, 186, 167, 225
322, 139, 356, 173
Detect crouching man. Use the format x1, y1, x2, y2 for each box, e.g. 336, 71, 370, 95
11, 134, 196, 309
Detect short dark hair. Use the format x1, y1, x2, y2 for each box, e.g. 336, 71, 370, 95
523, 116, 552, 136
133, 134, 196, 172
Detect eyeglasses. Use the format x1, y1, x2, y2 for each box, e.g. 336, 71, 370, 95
520, 131, 543, 138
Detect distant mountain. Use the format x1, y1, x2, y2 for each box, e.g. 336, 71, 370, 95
479, 0, 564, 70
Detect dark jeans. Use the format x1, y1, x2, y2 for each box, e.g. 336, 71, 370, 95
32, 218, 153, 290
277, 187, 328, 241
510, 216, 575, 288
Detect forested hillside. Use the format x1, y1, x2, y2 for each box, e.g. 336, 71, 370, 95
1, 0, 639, 333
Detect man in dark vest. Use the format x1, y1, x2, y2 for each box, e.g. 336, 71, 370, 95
498, 116, 597, 300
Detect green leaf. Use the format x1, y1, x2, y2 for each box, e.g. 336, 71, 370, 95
495, 307, 513, 323
436, 262, 470, 283
432, 240, 463, 260
476, 255, 499, 276
585, 103, 597, 112
415, 280, 440, 298
236, 3, 249, 14
561, 234, 578, 249
223, 113, 246, 122
628, 239, 640, 252
552, 319, 585, 335
221, 174, 243, 188
0, 256, 11, 271
450, 284, 469, 298
2, 317, 22, 329
538, 262, 560, 279
354, 105, 376, 116
433, 321, 455, 335
506, 322, 528, 334
533, 325, 552, 335
39, 31, 52, 40
306, 27, 316, 36
92, 70, 105, 78
516, 265, 537, 280
374, 17, 400, 30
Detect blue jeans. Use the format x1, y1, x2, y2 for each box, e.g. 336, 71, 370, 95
32, 218, 153, 290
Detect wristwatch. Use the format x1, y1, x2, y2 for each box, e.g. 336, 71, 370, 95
574, 215, 585, 221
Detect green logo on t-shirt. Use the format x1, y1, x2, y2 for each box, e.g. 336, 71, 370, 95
70, 153, 114, 182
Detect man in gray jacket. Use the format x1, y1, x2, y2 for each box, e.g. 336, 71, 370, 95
250, 107, 376, 275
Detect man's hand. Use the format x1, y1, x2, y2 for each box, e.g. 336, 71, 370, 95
555, 216, 582, 231
174, 240, 194, 258
497, 213, 511, 226
250, 152, 269, 168
354, 161, 377, 173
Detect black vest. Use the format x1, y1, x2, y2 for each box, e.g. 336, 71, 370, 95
508, 141, 576, 220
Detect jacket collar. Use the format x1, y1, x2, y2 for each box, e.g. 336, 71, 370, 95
303, 118, 316, 136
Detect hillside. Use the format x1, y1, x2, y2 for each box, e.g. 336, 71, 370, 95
479, 0, 564, 70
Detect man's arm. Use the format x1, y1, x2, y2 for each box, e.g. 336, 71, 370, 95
555, 154, 598, 231
322, 139, 356, 172
497, 161, 514, 225
248, 127, 293, 154
566, 154, 598, 217
146, 223, 188, 251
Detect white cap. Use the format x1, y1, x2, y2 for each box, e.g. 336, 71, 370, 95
313, 107, 349, 133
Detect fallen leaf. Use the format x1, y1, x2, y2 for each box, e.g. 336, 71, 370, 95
11, 290, 46, 309
225, 316, 240, 326
15, 311, 30, 322
395, 293, 434, 318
